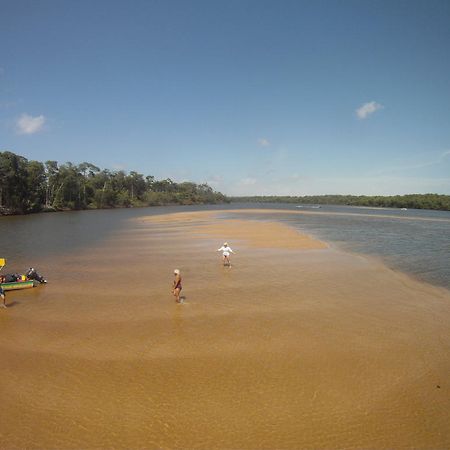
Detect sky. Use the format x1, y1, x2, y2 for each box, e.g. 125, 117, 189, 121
1, 0, 450, 196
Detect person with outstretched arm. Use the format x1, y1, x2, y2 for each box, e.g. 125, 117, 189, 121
217, 242, 234, 267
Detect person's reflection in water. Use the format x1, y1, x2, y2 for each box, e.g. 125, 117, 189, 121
171, 299, 186, 343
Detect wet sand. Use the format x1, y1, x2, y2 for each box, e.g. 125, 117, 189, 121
1, 209, 450, 449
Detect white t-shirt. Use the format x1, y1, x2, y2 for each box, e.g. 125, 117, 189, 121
218, 245, 233, 256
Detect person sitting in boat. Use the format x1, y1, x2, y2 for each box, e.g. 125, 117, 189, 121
3, 273, 20, 283
25, 268, 47, 284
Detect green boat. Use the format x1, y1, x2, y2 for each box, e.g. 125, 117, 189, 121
0, 258, 46, 292
1, 280, 38, 291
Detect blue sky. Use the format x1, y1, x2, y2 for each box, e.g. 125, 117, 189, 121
1, 0, 449, 195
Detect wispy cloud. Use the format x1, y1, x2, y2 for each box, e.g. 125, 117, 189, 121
239, 177, 257, 186
111, 163, 128, 171
257, 138, 271, 147
205, 175, 223, 187
356, 101, 383, 119
0, 100, 17, 109
16, 113, 46, 135
370, 149, 450, 176
226, 173, 450, 197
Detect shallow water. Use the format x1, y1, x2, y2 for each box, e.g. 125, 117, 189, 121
1, 206, 450, 449
223, 204, 450, 290
1, 203, 449, 289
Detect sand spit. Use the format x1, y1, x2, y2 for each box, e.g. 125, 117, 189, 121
213, 207, 450, 223
140, 210, 328, 250
1, 209, 450, 449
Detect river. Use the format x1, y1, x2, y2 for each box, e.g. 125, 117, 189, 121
1, 203, 449, 290
1, 204, 450, 449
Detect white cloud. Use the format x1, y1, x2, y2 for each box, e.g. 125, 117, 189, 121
258, 138, 271, 147
16, 113, 46, 135
356, 101, 383, 119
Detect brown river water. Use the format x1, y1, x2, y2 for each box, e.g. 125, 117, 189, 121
1, 207, 450, 449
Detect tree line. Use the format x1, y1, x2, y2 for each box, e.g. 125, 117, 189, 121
0, 150, 228, 214
231, 194, 450, 211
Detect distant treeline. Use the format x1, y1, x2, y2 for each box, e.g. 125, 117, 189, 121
0, 150, 228, 215
231, 194, 450, 211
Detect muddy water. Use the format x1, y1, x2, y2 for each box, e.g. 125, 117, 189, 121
1, 209, 450, 448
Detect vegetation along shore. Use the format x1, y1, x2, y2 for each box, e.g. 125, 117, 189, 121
231, 194, 450, 211
0, 151, 228, 215
2, 150, 449, 216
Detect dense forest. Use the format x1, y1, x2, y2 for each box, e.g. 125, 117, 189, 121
3, 150, 449, 215
231, 194, 450, 211
0, 150, 228, 214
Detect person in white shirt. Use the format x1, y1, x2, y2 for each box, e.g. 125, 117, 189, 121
217, 242, 234, 267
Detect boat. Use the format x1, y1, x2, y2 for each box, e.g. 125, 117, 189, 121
0, 258, 46, 292
1, 280, 38, 291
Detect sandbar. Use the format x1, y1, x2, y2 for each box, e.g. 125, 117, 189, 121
1, 209, 450, 449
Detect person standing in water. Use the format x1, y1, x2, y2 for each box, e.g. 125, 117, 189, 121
0, 279, 6, 309
217, 242, 234, 267
172, 269, 183, 303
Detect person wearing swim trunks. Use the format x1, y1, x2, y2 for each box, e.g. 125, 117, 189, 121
0, 283, 6, 308
217, 242, 234, 267
172, 269, 182, 303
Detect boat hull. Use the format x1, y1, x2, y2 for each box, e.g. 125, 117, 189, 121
1, 280, 37, 291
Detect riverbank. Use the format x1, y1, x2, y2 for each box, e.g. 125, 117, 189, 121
230, 193, 450, 212
0, 200, 231, 216
1, 209, 450, 448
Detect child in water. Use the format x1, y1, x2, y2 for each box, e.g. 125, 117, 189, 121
172, 269, 183, 303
